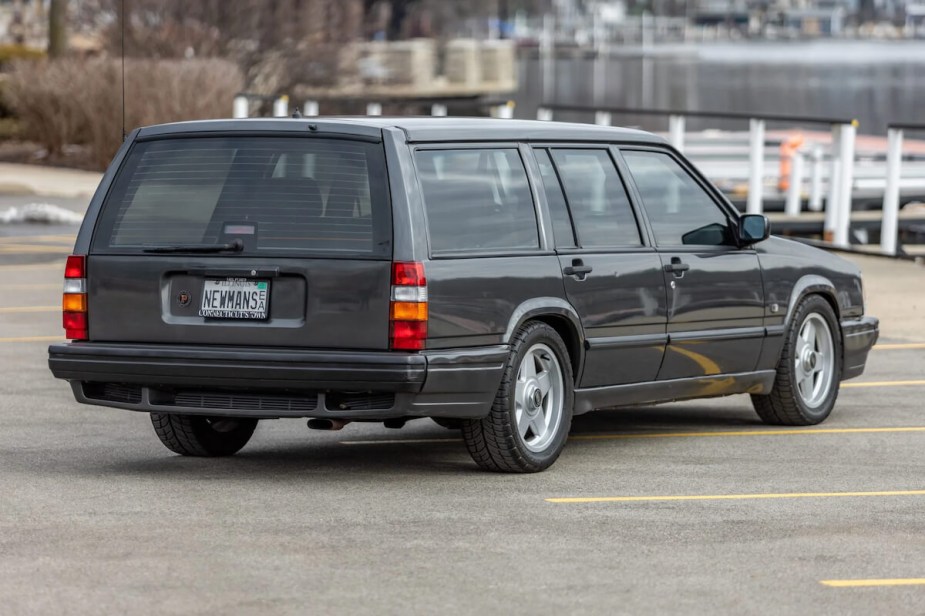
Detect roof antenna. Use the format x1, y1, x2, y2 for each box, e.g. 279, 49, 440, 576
291, 109, 302, 118
121, 0, 126, 141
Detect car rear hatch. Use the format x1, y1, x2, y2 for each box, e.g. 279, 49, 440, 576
85, 132, 393, 350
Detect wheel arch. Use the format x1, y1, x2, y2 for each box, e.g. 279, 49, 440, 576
784, 275, 841, 329
503, 298, 585, 383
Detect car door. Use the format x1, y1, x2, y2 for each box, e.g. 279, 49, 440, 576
533, 147, 667, 388
619, 147, 765, 381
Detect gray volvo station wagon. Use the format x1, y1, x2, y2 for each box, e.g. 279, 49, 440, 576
48, 117, 879, 472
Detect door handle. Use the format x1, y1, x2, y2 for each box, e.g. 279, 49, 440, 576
663, 257, 690, 276
563, 259, 593, 279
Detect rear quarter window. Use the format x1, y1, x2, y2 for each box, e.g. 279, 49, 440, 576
415, 148, 540, 254
93, 136, 391, 257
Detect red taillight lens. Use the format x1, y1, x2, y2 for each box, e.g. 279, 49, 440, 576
392, 262, 426, 287
390, 261, 427, 351
63, 311, 88, 340
63, 254, 88, 340
390, 321, 427, 350
65, 255, 85, 279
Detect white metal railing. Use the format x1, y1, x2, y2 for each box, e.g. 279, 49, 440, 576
232, 94, 919, 258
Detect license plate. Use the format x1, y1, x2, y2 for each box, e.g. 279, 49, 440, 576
199, 278, 270, 320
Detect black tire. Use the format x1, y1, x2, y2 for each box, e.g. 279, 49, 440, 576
431, 418, 464, 430
150, 413, 258, 457
461, 321, 574, 473
751, 294, 842, 425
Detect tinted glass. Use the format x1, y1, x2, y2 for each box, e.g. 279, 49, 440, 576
95, 137, 390, 256
550, 149, 641, 248
416, 148, 539, 253
622, 150, 734, 247
534, 149, 576, 248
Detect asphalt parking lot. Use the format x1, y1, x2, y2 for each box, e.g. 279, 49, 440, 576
1, 210, 924, 615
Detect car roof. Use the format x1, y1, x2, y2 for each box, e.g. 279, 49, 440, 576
135, 117, 666, 145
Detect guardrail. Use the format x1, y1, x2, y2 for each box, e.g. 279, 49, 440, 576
537, 103, 860, 249
232, 94, 920, 257
233, 93, 514, 120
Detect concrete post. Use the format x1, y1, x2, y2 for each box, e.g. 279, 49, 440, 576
272, 96, 289, 118
431, 103, 448, 117
809, 144, 824, 212
746, 119, 766, 214
824, 125, 842, 241
881, 127, 904, 255
537, 108, 553, 121
833, 122, 857, 247
233, 95, 249, 119
668, 114, 685, 153
541, 14, 555, 104
784, 150, 804, 216
594, 111, 612, 126
496, 101, 515, 119
366, 102, 382, 116
303, 100, 319, 117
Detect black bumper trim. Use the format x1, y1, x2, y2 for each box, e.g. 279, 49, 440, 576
50, 342, 509, 419
841, 316, 879, 381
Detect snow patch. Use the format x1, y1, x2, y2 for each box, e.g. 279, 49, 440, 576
0, 203, 84, 225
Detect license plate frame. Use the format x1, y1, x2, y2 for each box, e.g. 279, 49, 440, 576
199, 277, 270, 320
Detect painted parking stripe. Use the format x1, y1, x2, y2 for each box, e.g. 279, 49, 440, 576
340, 426, 925, 447
546, 489, 925, 504
0, 335, 61, 343
0, 305, 59, 314
4, 283, 60, 290
820, 578, 925, 588
843, 380, 925, 388
873, 343, 925, 350
570, 426, 925, 441
0, 262, 64, 272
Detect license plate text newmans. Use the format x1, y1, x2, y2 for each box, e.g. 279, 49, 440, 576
199, 278, 270, 320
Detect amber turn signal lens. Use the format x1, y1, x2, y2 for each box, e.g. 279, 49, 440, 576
62, 293, 87, 312
390, 301, 427, 321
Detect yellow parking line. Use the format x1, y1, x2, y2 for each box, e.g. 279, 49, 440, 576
0, 244, 72, 254
341, 438, 460, 446
874, 343, 925, 350
5, 283, 59, 290
546, 489, 925, 504
340, 426, 925, 447
0, 305, 58, 313
0, 234, 74, 243
843, 380, 925, 388
0, 335, 61, 343
820, 578, 925, 588
0, 262, 64, 272
570, 426, 925, 441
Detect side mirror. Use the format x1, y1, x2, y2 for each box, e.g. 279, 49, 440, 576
738, 214, 770, 245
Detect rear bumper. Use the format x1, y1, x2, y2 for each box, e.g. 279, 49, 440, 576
841, 316, 879, 380
48, 342, 508, 419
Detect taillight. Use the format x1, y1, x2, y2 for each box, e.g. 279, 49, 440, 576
390, 261, 427, 350
63, 255, 88, 340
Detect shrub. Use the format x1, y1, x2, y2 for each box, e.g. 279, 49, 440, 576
0, 44, 45, 66
4, 58, 244, 169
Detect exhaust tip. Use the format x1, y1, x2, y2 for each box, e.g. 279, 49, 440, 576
307, 418, 350, 431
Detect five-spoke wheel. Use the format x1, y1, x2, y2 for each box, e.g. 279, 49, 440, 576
462, 321, 574, 472
752, 294, 842, 425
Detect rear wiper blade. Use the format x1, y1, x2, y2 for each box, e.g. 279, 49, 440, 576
143, 239, 244, 254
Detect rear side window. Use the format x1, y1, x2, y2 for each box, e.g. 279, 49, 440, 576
94, 136, 391, 257
550, 149, 641, 248
415, 148, 539, 254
